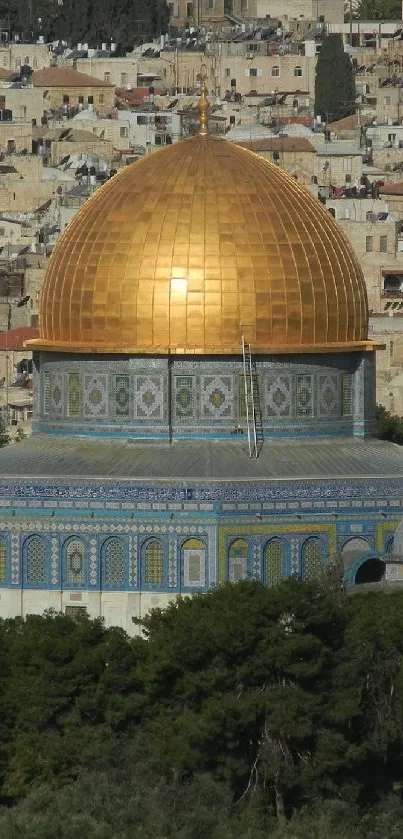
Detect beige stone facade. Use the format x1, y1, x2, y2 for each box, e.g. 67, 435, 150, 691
169, 0, 344, 27
235, 137, 315, 182
0, 87, 45, 123
255, 0, 344, 24
169, 0, 246, 28
74, 57, 138, 89
32, 67, 115, 114
0, 42, 51, 73
217, 53, 316, 98
369, 315, 403, 415
0, 122, 32, 154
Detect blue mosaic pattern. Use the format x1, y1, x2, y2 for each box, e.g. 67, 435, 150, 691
24, 535, 46, 587
63, 537, 87, 588
84, 375, 108, 418
35, 352, 374, 439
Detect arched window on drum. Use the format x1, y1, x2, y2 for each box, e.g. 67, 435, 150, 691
301, 537, 322, 581
24, 536, 47, 587
101, 538, 125, 589
182, 538, 206, 589
63, 538, 87, 588
0, 537, 7, 585
228, 539, 248, 582
143, 539, 165, 588
264, 538, 284, 586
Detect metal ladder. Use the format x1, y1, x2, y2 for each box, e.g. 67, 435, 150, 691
242, 337, 263, 459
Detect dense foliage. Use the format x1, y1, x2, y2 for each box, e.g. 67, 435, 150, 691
315, 34, 356, 123
355, 0, 402, 19
1, 0, 169, 51
1, 579, 403, 835
377, 403, 403, 444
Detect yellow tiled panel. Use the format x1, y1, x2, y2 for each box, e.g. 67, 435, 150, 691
32, 133, 369, 355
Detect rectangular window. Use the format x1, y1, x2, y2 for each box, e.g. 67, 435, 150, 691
120, 126, 128, 137
343, 157, 352, 172
184, 550, 206, 587
366, 235, 373, 253
0, 228, 5, 236
384, 96, 391, 105
187, 1, 193, 15
67, 373, 81, 417
390, 339, 394, 357
225, 67, 230, 77
43, 372, 51, 415
104, 72, 110, 83
137, 115, 148, 125
65, 605, 88, 619
249, 67, 257, 77
380, 235, 388, 252
342, 374, 353, 417
229, 556, 247, 582
296, 374, 313, 418
120, 72, 127, 85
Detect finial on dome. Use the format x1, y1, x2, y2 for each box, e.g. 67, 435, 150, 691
197, 64, 210, 136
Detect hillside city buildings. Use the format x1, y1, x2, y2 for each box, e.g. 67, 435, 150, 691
1, 0, 403, 429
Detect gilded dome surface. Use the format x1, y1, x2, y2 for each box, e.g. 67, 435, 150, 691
32, 133, 369, 354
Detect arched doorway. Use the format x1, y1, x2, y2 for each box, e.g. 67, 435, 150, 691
355, 558, 385, 585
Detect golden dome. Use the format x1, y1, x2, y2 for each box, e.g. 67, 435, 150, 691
31, 133, 370, 355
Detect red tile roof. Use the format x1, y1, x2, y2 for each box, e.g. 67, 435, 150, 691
0, 326, 39, 351
379, 181, 403, 195
32, 67, 112, 88
328, 114, 373, 132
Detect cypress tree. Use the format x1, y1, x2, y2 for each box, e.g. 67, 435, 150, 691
315, 34, 356, 124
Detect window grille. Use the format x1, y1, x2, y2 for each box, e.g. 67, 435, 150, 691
103, 539, 125, 587
65, 538, 86, 585
0, 538, 6, 583
26, 537, 46, 585
144, 540, 164, 585
265, 538, 283, 586
302, 538, 322, 580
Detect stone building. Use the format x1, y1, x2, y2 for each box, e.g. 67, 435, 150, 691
32, 67, 115, 115
0, 96, 401, 631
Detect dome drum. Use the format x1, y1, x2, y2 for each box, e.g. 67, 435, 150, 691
33, 350, 376, 440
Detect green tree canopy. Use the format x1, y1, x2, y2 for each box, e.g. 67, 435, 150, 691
315, 34, 356, 123
355, 0, 402, 19
0, 0, 169, 51
1, 580, 403, 834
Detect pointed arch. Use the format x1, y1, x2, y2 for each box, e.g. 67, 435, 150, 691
264, 538, 284, 586
182, 538, 206, 588
24, 535, 46, 587
228, 538, 248, 582
301, 537, 322, 581
142, 539, 165, 587
341, 537, 371, 564
101, 537, 125, 590
62, 537, 87, 589
0, 536, 7, 585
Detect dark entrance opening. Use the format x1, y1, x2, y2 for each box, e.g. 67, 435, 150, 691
355, 558, 385, 585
